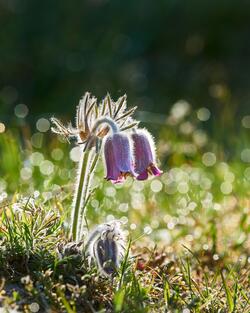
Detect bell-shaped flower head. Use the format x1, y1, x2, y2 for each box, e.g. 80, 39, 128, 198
132, 128, 163, 180
104, 132, 136, 183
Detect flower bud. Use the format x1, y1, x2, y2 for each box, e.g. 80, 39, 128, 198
86, 221, 126, 276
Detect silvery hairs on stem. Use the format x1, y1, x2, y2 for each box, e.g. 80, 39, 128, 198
85, 220, 126, 277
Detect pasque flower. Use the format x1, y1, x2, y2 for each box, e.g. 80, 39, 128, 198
104, 132, 136, 183
51, 92, 162, 243
132, 128, 162, 180
51, 93, 139, 241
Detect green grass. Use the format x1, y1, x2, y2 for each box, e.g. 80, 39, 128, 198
0, 103, 250, 312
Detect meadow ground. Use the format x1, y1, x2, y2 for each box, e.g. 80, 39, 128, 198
0, 101, 250, 312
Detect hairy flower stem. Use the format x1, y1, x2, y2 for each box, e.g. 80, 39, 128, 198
91, 116, 119, 134
71, 117, 119, 242
77, 150, 100, 241
71, 149, 91, 241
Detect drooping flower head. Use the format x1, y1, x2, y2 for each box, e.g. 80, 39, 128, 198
132, 128, 162, 180
85, 221, 126, 276
104, 132, 136, 183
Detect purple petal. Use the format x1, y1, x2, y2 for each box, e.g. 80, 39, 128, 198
104, 136, 121, 182
112, 133, 136, 176
132, 130, 154, 174
132, 129, 163, 180
136, 170, 149, 181
109, 176, 125, 184
150, 164, 163, 177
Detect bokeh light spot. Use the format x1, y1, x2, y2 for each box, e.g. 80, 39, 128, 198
34, 190, 40, 198
106, 214, 115, 222
51, 148, 64, 161
220, 182, 232, 195
179, 121, 194, 135
188, 202, 197, 211
200, 177, 212, 190
177, 182, 189, 194
150, 180, 163, 193
241, 149, 250, 163
224, 172, 235, 183
70, 146, 81, 162
20, 167, 33, 181
0, 122, 5, 133
242, 115, 250, 128
30, 302, 40, 313
40, 160, 54, 176
144, 226, 152, 235
170, 100, 190, 120
36, 118, 50, 132
213, 203, 221, 211
167, 221, 175, 230
31, 133, 43, 148
244, 167, 250, 180
213, 254, 219, 261
0, 179, 7, 192
203, 244, 209, 250
119, 203, 128, 212
105, 187, 116, 197
132, 181, 144, 192
202, 152, 216, 167
14, 103, 29, 118
197, 107, 211, 121
193, 130, 207, 147
130, 223, 137, 230
120, 216, 128, 224
30, 152, 44, 166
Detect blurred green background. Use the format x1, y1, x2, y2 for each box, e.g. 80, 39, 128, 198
1, 0, 250, 125
0, 0, 250, 274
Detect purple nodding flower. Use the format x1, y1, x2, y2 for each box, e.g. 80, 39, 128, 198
132, 129, 163, 180
104, 132, 135, 183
